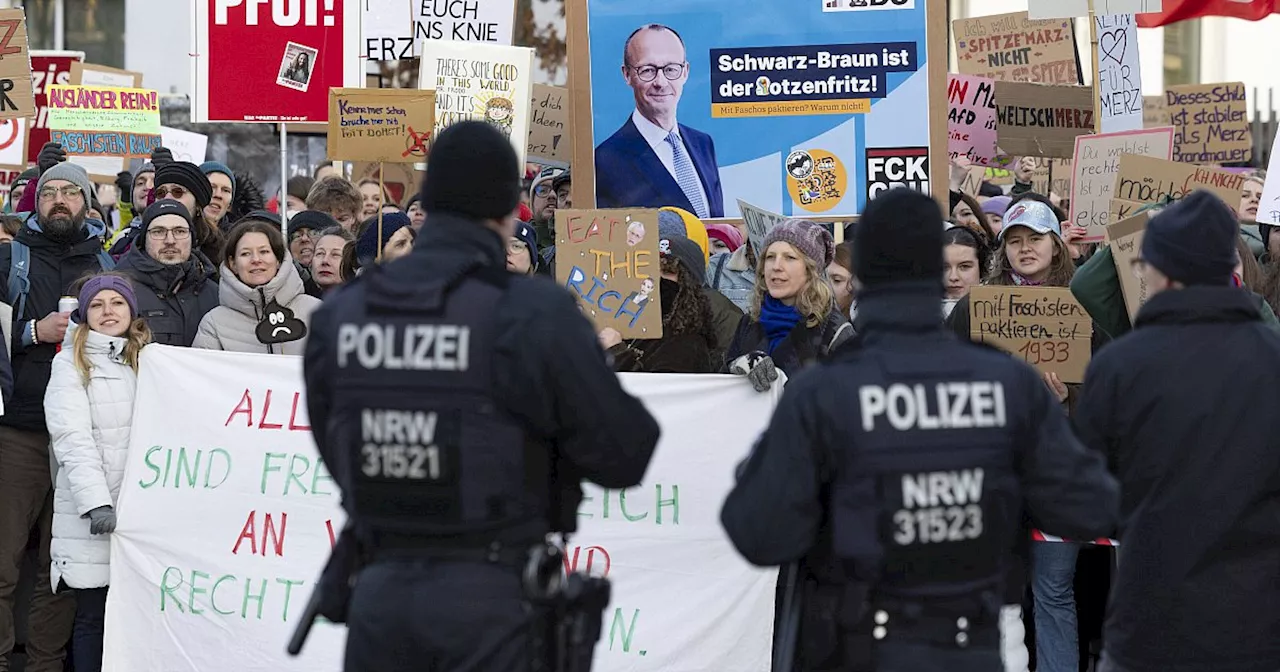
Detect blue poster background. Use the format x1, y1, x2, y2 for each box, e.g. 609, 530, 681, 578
587, 0, 932, 217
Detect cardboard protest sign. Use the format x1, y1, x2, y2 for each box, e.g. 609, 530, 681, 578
555, 209, 663, 339
69, 62, 142, 88
412, 0, 516, 57
1109, 197, 1147, 223
947, 74, 999, 166
995, 82, 1094, 158
419, 39, 533, 165
738, 199, 788, 260
953, 12, 1080, 85
0, 10, 35, 121
1166, 82, 1250, 164
0, 118, 27, 170
160, 126, 209, 164
1106, 212, 1150, 322
46, 84, 160, 158
527, 84, 571, 167
327, 88, 434, 163
1143, 95, 1170, 128
28, 52, 82, 164
1114, 154, 1245, 212
1029, 158, 1074, 199
969, 285, 1092, 383
1069, 128, 1174, 241
1029, 0, 1162, 19
1095, 14, 1143, 133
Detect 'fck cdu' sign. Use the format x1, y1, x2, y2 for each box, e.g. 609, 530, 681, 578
214, 0, 339, 27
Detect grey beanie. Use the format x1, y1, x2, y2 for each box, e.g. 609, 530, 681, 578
36, 163, 93, 205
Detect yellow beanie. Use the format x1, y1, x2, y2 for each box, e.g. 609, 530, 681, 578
660, 206, 709, 260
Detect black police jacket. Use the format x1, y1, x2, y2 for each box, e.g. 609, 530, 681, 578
304, 214, 660, 543
721, 282, 1119, 574
1076, 286, 1280, 672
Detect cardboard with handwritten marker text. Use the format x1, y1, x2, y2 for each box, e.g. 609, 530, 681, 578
995, 82, 1094, 158
527, 84, 571, 167
327, 88, 434, 163
969, 285, 1092, 383
1106, 211, 1150, 322
948, 74, 1000, 165
1113, 154, 1244, 213
70, 62, 143, 88
1143, 95, 1169, 128
1030, 157, 1074, 199
0, 9, 36, 120
952, 12, 1080, 85
1094, 13, 1143, 133
1166, 82, 1251, 165
555, 208, 663, 339
1069, 128, 1173, 242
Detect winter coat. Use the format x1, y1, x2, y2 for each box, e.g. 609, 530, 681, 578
707, 246, 755, 312
45, 329, 137, 591
114, 246, 220, 346
1075, 286, 1280, 672
702, 286, 743, 364
193, 255, 321, 355
724, 307, 853, 376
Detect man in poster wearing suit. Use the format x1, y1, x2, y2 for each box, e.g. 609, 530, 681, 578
595, 24, 725, 218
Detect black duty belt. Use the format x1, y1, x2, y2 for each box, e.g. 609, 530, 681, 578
371, 540, 532, 568
862, 598, 1000, 649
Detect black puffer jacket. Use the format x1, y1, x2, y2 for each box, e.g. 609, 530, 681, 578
114, 245, 219, 346
723, 307, 853, 375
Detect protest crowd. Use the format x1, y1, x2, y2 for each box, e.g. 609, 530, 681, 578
0, 0, 1276, 671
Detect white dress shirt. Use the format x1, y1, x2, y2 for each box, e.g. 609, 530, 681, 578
631, 110, 710, 210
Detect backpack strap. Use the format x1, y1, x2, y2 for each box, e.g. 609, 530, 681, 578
712, 253, 729, 291
8, 240, 29, 321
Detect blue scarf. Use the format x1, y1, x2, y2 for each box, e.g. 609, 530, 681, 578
759, 295, 803, 354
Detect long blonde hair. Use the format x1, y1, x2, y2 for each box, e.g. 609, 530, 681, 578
69, 272, 153, 384
750, 242, 835, 328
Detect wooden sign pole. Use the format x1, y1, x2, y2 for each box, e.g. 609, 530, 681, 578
376, 162, 385, 262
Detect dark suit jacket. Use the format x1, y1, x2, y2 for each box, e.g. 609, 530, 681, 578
595, 116, 724, 217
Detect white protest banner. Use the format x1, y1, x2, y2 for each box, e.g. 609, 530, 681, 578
1095, 14, 1142, 133
413, 0, 516, 57
419, 39, 533, 165
578, 374, 778, 671
1029, 0, 1162, 19
161, 126, 210, 164
739, 199, 788, 259
105, 346, 346, 671
363, 0, 415, 61
105, 347, 778, 672
1069, 127, 1172, 241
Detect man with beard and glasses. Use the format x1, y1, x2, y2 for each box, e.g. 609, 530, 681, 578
0, 161, 113, 672
114, 200, 219, 346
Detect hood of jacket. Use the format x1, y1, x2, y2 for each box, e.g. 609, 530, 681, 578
17, 215, 107, 254
1134, 285, 1262, 329
217, 253, 307, 319
115, 244, 216, 296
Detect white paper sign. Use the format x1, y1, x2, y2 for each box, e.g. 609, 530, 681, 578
1096, 14, 1143, 133
1029, 0, 1162, 19
419, 39, 534, 165
0, 117, 26, 167
412, 0, 516, 57
739, 199, 788, 259
1256, 132, 1280, 224
362, 0, 414, 61
161, 126, 209, 164
104, 347, 778, 672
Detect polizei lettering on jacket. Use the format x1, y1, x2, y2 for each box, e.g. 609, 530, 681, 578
859, 382, 1007, 432
893, 469, 985, 545
361, 409, 445, 480
336, 323, 470, 371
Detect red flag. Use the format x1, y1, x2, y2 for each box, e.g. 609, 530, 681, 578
1138, 0, 1278, 27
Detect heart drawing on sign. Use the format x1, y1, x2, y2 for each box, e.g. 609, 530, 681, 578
1099, 28, 1127, 67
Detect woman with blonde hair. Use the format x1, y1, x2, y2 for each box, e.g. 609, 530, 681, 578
723, 219, 852, 391
45, 272, 152, 672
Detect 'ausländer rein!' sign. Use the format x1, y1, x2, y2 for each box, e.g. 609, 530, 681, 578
47, 84, 160, 158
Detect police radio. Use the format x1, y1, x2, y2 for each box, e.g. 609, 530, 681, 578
524, 539, 611, 672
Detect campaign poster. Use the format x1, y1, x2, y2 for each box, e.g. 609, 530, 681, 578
191, 0, 365, 123
570, 0, 946, 219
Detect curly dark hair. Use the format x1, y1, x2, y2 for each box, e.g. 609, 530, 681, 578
228, 172, 266, 223
660, 256, 717, 349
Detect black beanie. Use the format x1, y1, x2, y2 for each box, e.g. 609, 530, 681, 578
155, 161, 213, 208
854, 188, 945, 288
288, 210, 337, 237
141, 199, 194, 232
1141, 190, 1238, 286
422, 121, 520, 221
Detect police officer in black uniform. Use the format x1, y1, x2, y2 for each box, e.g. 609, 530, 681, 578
303, 121, 660, 672
720, 189, 1119, 672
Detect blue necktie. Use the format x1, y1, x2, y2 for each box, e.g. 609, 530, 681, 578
665, 131, 709, 218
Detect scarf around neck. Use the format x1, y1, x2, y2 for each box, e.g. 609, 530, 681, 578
760, 295, 803, 354
1010, 272, 1046, 286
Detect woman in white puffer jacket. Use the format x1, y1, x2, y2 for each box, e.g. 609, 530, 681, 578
45, 272, 152, 672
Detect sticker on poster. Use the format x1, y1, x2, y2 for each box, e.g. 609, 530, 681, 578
787, 150, 848, 213
277, 42, 319, 93
867, 147, 930, 199
823, 0, 916, 11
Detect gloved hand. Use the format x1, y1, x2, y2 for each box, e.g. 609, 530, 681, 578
36, 142, 66, 175
150, 146, 174, 169
115, 171, 133, 205
729, 351, 779, 392
86, 505, 117, 535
